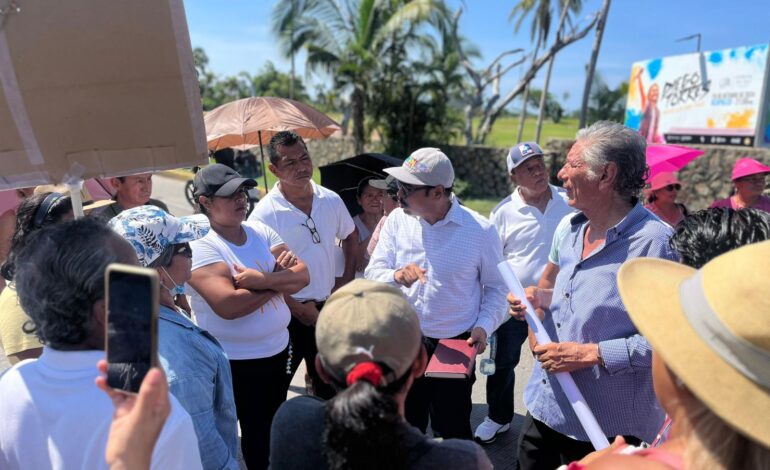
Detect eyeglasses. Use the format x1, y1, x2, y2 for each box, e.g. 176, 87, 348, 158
396, 181, 434, 198
663, 184, 681, 192
301, 215, 321, 244
173, 243, 193, 258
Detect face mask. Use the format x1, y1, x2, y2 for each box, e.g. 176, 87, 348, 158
161, 267, 185, 297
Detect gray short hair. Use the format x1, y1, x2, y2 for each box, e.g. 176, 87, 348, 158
14, 218, 120, 349
575, 121, 648, 202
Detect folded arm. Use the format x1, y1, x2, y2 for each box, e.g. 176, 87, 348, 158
189, 262, 277, 320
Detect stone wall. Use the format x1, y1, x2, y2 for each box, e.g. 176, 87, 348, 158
541, 138, 770, 210
307, 136, 770, 209
305, 137, 384, 167
441, 145, 511, 198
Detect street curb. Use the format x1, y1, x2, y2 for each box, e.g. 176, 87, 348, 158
159, 169, 193, 181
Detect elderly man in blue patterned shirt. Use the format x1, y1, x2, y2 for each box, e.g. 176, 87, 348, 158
514, 121, 678, 470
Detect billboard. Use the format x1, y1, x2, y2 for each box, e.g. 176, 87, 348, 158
624, 44, 770, 147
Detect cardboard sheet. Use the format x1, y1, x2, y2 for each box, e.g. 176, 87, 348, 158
0, 0, 207, 190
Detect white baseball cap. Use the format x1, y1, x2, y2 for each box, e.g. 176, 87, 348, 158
384, 148, 455, 188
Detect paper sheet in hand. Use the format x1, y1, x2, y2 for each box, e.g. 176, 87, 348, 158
497, 261, 610, 450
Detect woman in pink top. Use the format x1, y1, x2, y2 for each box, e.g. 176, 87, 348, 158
711, 157, 770, 212
644, 173, 688, 227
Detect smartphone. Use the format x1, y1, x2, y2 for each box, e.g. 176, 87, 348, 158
105, 264, 159, 394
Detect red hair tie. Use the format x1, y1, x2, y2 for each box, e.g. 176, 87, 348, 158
346, 362, 383, 387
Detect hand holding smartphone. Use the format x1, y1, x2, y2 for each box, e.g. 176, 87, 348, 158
105, 264, 160, 394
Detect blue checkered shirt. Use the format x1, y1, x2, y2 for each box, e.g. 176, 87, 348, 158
523, 203, 677, 443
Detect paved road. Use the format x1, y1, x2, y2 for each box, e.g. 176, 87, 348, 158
1, 173, 534, 469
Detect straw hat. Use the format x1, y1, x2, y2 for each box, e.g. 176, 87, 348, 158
618, 241, 770, 447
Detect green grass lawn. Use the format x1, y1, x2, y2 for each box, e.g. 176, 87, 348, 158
462, 198, 499, 216
459, 116, 579, 147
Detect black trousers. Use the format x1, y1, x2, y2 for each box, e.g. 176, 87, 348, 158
486, 317, 529, 424
516, 413, 642, 470
230, 347, 291, 470
405, 333, 475, 440
288, 307, 336, 400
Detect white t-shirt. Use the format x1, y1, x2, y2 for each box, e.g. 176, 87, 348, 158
0, 348, 202, 470
248, 181, 355, 302
490, 185, 574, 288
189, 221, 291, 360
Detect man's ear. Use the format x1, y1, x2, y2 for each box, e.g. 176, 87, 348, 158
92, 298, 107, 349
509, 170, 518, 185
109, 178, 121, 192
599, 162, 618, 191
411, 344, 428, 378
268, 163, 279, 177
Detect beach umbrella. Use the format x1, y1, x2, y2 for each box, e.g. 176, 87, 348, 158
646, 144, 705, 181
204, 97, 341, 190
320, 153, 403, 215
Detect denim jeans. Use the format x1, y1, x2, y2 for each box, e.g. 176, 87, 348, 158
485, 316, 529, 424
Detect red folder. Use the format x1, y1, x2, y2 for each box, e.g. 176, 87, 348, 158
424, 339, 476, 379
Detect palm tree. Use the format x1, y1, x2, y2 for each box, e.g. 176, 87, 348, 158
510, 0, 552, 143
272, 0, 312, 100
534, 0, 582, 143
272, 0, 449, 154
579, 0, 611, 128
510, 0, 581, 143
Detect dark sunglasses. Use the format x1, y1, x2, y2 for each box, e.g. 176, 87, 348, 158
301, 215, 321, 244
173, 243, 193, 258
663, 184, 681, 192
396, 181, 434, 198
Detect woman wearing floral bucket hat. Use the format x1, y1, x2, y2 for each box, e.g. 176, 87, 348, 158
568, 241, 770, 469
109, 205, 240, 470
711, 157, 770, 213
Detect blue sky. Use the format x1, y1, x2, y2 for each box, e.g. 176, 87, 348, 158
184, 0, 770, 111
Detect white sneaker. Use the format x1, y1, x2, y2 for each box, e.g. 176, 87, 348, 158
474, 417, 511, 444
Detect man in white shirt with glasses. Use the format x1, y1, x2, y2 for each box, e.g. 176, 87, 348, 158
366, 148, 508, 440
248, 131, 357, 399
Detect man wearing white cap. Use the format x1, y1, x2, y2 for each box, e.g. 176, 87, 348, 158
475, 142, 574, 444
366, 148, 508, 440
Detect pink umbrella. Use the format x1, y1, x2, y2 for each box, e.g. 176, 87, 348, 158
646, 144, 705, 182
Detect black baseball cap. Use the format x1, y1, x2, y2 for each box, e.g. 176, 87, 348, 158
369, 175, 398, 194
193, 164, 257, 198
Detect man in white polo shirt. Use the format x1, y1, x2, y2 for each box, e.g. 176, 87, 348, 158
0, 218, 201, 470
474, 142, 574, 444
366, 148, 507, 440
248, 130, 357, 400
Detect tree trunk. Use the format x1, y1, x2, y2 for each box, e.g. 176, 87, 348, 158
579, 0, 611, 129
535, 0, 571, 143
516, 85, 529, 143
352, 87, 365, 154
535, 56, 554, 143
289, 50, 295, 100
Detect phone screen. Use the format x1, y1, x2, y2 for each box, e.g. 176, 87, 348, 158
106, 269, 155, 393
